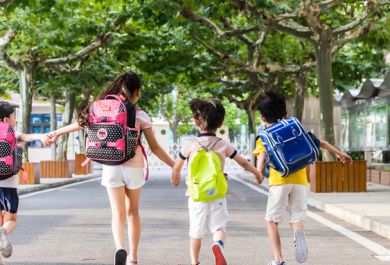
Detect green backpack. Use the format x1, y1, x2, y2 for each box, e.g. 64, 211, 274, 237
187, 138, 228, 202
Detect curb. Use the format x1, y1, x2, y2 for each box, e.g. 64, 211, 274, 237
233, 171, 390, 240
18, 173, 101, 195
307, 196, 390, 240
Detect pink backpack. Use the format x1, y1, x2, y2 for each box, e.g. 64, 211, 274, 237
0, 122, 23, 180
83, 95, 149, 178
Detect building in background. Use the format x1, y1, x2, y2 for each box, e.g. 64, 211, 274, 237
339, 71, 390, 166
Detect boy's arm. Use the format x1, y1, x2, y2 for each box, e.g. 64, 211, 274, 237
320, 139, 352, 163
233, 155, 263, 184
171, 158, 185, 187
256, 152, 266, 172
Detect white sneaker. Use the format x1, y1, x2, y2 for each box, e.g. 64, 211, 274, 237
294, 229, 308, 263
0, 229, 11, 258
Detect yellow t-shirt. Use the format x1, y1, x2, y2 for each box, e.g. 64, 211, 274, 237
253, 138, 308, 186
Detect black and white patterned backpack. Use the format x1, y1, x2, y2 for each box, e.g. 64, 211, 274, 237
0, 122, 23, 180
84, 95, 140, 166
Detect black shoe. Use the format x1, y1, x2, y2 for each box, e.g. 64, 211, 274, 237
115, 249, 127, 265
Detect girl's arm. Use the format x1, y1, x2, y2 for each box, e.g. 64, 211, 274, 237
46, 122, 83, 145
320, 139, 352, 163
54, 122, 83, 136
18, 133, 48, 143
233, 154, 263, 184
171, 158, 185, 187
143, 128, 175, 167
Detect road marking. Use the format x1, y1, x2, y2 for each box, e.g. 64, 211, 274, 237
19, 178, 100, 199
230, 175, 390, 261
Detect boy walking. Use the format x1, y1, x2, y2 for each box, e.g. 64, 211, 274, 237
254, 92, 352, 265
0, 101, 48, 262
171, 99, 263, 265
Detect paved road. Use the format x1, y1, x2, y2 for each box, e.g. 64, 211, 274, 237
5, 170, 390, 265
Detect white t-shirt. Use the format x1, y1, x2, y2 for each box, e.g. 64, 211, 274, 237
0, 131, 20, 189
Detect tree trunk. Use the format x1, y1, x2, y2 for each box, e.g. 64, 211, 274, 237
56, 90, 75, 160
246, 107, 257, 136
50, 94, 57, 159
76, 88, 92, 153
293, 71, 307, 121
314, 29, 336, 161
18, 67, 33, 162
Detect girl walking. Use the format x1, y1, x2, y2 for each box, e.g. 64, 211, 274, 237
47, 71, 175, 265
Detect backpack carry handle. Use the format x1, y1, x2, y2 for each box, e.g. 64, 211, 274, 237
104, 95, 125, 101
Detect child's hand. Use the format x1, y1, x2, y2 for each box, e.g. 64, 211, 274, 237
337, 152, 353, 164
171, 171, 181, 187
39, 134, 51, 146
44, 131, 58, 146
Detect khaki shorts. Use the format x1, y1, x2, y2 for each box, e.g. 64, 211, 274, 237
188, 197, 229, 239
265, 184, 307, 223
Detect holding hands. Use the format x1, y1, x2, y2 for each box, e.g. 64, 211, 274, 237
39, 131, 58, 147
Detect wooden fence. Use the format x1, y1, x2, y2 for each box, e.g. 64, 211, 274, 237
18, 162, 39, 184
40, 160, 71, 178
74, 153, 92, 175
309, 160, 367, 192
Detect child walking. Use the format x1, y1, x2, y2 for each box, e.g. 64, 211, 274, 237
0, 101, 49, 263
46, 71, 175, 265
253, 92, 352, 265
171, 99, 263, 265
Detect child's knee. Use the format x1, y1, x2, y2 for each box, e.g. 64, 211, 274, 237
4, 212, 17, 222
127, 208, 140, 219
112, 211, 126, 222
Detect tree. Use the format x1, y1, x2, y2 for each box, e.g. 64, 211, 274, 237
234, 0, 386, 159
0, 0, 139, 159
169, 0, 318, 135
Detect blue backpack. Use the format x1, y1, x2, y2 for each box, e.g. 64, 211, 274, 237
258, 117, 320, 177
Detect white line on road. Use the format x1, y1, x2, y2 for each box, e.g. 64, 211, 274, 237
19, 178, 100, 199
230, 175, 390, 261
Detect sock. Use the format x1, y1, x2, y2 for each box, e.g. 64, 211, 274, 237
215, 240, 224, 248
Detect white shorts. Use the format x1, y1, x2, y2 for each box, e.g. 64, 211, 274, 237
188, 197, 229, 239
265, 184, 307, 224
101, 165, 145, 190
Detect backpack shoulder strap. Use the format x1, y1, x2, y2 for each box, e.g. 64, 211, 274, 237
206, 137, 221, 152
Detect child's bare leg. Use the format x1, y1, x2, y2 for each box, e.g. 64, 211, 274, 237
0, 211, 4, 227
190, 238, 201, 265
290, 221, 304, 232
2, 213, 17, 235
267, 221, 283, 262
125, 188, 142, 262
213, 229, 226, 242
106, 187, 127, 250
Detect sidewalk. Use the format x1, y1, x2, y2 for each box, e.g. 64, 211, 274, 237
307, 182, 390, 240
232, 170, 390, 240
18, 171, 101, 195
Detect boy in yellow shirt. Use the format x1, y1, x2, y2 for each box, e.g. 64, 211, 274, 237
254, 92, 352, 265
